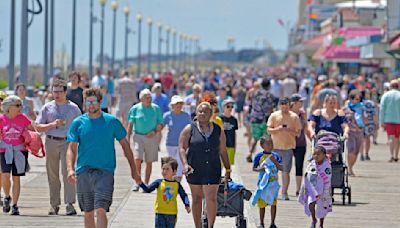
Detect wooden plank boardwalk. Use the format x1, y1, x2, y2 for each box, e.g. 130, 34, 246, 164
0, 128, 399, 227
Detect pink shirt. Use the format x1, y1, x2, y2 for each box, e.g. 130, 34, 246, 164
0, 114, 31, 151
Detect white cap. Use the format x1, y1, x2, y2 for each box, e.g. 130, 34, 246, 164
170, 95, 184, 105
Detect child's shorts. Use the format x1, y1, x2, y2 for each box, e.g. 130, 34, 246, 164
257, 198, 277, 208
155, 213, 177, 228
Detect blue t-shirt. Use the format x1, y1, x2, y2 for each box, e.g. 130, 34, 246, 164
67, 113, 127, 175
152, 93, 170, 114
163, 111, 191, 147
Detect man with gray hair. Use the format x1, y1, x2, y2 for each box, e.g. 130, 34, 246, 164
36, 78, 82, 215
127, 89, 163, 191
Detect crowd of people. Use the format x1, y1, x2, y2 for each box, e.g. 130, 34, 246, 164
0, 66, 399, 228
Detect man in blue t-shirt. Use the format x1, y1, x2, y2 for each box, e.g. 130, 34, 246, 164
67, 88, 141, 228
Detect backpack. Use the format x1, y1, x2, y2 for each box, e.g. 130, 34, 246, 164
22, 130, 46, 158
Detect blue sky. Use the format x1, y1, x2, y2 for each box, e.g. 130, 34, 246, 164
0, 0, 298, 66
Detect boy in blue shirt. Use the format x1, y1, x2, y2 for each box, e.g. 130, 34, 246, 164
252, 136, 283, 228
139, 157, 191, 228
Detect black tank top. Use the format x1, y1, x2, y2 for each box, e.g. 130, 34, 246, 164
186, 122, 221, 185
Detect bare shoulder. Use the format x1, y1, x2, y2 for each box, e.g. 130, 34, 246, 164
312, 109, 322, 116
337, 109, 345, 116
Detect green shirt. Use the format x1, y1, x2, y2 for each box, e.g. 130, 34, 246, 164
128, 103, 163, 134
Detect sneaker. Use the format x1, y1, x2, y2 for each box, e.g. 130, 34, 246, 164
48, 206, 60, 215
132, 185, 140, 192
11, 204, 19, 215
360, 155, 365, 161
270, 224, 277, 228
246, 154, 253, 163
365, 154, 371, 161
66, 203, 77, 216
310, 221, 317, 228
3, 196, 11, 213
281, 194, 290, 200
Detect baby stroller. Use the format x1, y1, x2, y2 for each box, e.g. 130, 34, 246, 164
315, 130, 352, 205
202, 180, 252, 228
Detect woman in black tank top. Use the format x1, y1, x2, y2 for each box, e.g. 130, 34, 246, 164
179, 102, 231, 228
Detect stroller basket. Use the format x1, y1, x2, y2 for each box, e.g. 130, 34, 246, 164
331, 161, 345, 188
216, 184, 252, 217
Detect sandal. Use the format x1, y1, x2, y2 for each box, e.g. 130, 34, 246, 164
389, 157, 395, 163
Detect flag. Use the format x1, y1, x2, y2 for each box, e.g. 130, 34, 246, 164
278, 19, 285, 27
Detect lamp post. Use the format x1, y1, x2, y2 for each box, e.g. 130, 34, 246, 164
123, 6, 129, 69
136, 14, 143, 78
71, 0, 76, 70
157, 22, 163, 73
99, 0, 107, 70
9, 0, 16, 89
172, 29, 177, 70
165, 26, 170, 71
193, 36, 199, 72
110, 1, 118, 72
48, 0, 55, 82
89, 0, 94, 78
178, 32, 183, 72
147, 17, 153, 74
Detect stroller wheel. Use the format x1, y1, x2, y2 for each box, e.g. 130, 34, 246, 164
236, 217, 247, 228
342, 188, 346, 205
348, 187, 352, 205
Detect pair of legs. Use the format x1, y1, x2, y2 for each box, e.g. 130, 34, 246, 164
45, 139, 76, 210
135, 160, 153, 184
84, 208, 107, 228
281, 172, 290, 197
294, 147, 306, 194
189, 184, 218, 228
388, 135, 400, 161
347, 133, 363, 176
362, 135, 372, 160
259, 205, 276, 227
1, 173, 21, 206
309, 202, 324, 227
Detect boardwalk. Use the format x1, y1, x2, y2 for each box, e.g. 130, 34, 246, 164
0, 128, 399, 227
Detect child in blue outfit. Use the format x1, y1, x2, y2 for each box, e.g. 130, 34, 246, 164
139, 157, 191, 228
251, 136, 283, 228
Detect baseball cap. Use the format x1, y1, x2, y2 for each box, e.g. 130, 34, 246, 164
222, 98, 235, 107
290, 94, 306, 102
170, 95, 184, 105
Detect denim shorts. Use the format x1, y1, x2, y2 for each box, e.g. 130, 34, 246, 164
77, 168, 114, 212
155, 213, 177, 228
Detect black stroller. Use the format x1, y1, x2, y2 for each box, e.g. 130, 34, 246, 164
201, 180, 252, 228
315, 130, 352, 205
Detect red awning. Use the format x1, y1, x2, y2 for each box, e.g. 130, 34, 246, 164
313, 42, 360, 61
336, 26, 383, 38
324, 42, 360, 60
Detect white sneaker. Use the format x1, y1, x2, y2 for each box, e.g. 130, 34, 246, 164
281, 194, 290, 200
132, 185, 140, 192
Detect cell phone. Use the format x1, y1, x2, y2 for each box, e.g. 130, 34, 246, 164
282, 124, 287, 128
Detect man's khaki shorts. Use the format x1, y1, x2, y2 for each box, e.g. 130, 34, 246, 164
133, 133, 159, 162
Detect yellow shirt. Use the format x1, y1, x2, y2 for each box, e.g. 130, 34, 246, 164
267, 110, 301, 150
139, 179, 190, 215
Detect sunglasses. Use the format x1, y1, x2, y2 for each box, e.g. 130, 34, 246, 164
85, 100, 99, 106
226, 105, 234, 109
12, 104, 22, 108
